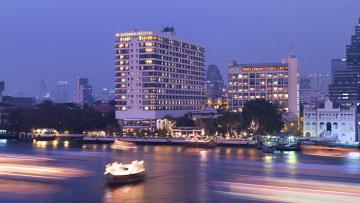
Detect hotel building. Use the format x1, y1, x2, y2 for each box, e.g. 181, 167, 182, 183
114, 29, 206, 129
228, 55, 299, 117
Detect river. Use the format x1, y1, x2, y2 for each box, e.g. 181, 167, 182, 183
0, 140, 359, 203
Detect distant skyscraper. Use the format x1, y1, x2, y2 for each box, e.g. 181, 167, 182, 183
75, 77, 94, 104
39, 80, 50, 101
329, 18, 360, 105
205, 65, 224, 98
331, 59, 346, 83
114, 29, 206, 129
100, 88, 110, 103
0, 81, 4, 102
56, 81, 69, 103
228, 55, 299, 117
300, 74, 331, 105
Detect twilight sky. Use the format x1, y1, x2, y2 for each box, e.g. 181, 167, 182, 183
0, 0, 359, 97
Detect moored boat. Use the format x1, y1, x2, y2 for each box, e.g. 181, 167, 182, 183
262, 145, 275, 153
185, 136, 217, 148
104, 160, 146, 184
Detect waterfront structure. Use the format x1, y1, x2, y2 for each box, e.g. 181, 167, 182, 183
55, 81, 69, 103
331, 59, 347, 83
300, 74, 331, 105
75, 77, 94, 104
114, 29, 206, 130
205, 65, 224, 98
0, 81, 4, 102
227, 55, 299, 117
303, 99, 357, 145
329, 18, 360, 106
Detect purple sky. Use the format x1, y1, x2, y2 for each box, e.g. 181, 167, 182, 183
0, 0, 359, 96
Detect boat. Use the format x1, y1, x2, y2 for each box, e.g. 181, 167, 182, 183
185, 136, 217, 148
82, 136, 115, 144
104, 160, 146, 184
262, 145, 275, 153
301, 145, 360, 157
111, 140, 137, 150
28, 128, 59, 141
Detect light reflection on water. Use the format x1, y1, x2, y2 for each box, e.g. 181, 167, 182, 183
0, 141, 359, 203
103, 183, 145, 203
0, 179, 57, 195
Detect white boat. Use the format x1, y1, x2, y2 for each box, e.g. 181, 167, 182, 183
111, 140, 137, 150
104, 160, 146, 184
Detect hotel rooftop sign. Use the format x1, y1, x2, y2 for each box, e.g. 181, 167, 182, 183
116, 31, 153, 37
241, 66, 288, 72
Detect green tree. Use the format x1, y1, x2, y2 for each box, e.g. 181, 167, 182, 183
204, 112, 243, 137
242, 99, 284, 135
163, 113, 195, 127
3, 101, 120, 134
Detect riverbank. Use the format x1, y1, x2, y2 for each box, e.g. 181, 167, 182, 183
83, 137, 256, 147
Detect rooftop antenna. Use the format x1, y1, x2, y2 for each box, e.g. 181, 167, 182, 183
288, 44, 295, 57
288, 44, 293, 54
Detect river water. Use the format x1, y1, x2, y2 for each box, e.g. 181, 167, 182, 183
0, 140, 359, 203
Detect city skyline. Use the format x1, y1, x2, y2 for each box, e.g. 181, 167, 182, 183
1, 0, 360, 95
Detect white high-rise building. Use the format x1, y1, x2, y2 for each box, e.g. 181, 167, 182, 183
228, 55, 299, 118
115, 29, 206, 129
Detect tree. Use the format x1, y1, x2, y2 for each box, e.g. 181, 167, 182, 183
242, 99, 284, 135
163, 113, 195, 127
3, 101, 120, 134
204, 112, 243, 137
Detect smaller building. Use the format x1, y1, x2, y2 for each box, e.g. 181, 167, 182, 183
2, 96, 35, 108
303, 99, 357, 145
75, 77, 94, 104
227, 55, 299, 117
205, 65, 224, 98
300, 73, 331, 106
171, 127, 204, 137
0, 81, 4, 102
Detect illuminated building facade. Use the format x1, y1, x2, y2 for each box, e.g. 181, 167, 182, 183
303, 99, 357, 144
228, 55, 299, 117
114, 29, 206, 129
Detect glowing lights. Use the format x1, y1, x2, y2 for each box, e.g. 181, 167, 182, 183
0, 153, 88, 180
120, 31, 153, 37
347, 152, 360, 159
64, 140, 70, 148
